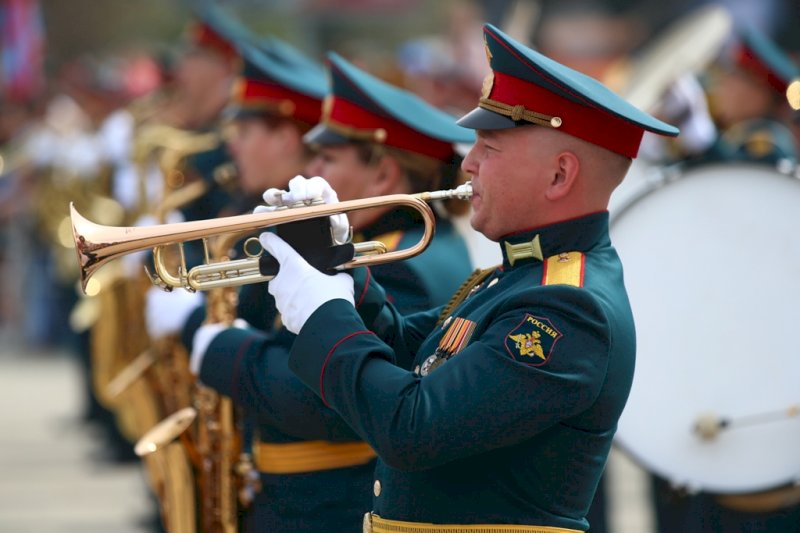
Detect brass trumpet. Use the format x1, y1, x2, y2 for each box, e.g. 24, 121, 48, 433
71, 182, 473, 294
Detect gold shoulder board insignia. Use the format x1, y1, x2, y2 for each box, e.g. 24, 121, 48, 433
542, 252, 585, 287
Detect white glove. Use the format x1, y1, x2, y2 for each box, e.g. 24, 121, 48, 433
260, 232, 354, 334
145, 285, 203, 339
253, 175, 350, 244
659, 74, 717, 155
189, 318, 250, 375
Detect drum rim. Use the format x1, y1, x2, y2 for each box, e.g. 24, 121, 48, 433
610, 161, 800, 229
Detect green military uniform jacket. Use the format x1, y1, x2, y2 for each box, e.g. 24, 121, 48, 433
193, 209, 472, 532
287, 211, 635, 531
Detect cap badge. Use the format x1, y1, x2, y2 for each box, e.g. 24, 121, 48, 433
481, 72, 495, 99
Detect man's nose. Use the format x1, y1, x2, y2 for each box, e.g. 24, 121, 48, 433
461, 147, 478, 175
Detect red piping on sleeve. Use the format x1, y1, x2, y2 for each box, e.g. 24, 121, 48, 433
319, 330, 374, 406
355, 267, 372, 309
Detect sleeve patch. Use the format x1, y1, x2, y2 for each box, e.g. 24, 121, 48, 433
505, 314, 563, 366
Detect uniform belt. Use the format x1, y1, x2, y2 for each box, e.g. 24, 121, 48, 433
252, 439, 376, 474
714, 484, 800, 513
363, 513, 583, 533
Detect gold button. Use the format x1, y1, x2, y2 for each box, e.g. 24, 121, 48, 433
373, 480, 382, 497
787, 80, 800, 110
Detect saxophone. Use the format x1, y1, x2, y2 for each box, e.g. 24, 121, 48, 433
134, 229, 260, 533
193, 230, 260, 532
91, 117, 228, 424
104, 163, 215, 533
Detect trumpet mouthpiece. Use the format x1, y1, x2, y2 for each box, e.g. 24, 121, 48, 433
419, 181, 473, 202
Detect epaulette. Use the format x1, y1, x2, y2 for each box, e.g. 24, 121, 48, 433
541, 252, 585, 287
437, 266, 498, 325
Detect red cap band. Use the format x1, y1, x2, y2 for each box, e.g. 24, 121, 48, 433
232, 77, 322, 125
489, 70, 643, 158
324, 96, 455, 161
735, 44, 789, 94
190, 23, 238, 60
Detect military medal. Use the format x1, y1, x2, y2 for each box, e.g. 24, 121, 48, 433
420, 353, 445, 377
419, 317, 477, 376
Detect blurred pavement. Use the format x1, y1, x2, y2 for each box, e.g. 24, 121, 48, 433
0, 334, 154, 533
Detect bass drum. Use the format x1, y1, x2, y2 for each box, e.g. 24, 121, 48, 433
611, 162, 800, 495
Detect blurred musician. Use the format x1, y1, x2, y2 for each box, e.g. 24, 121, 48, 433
181, 51, 475, 532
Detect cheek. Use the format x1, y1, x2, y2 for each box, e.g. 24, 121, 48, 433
317, 162, 345, 190
322, 164, 367, 202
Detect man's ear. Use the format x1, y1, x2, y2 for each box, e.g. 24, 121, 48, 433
545, 151, 579, 201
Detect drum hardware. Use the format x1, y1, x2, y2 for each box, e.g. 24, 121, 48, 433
694, 404, 800, 441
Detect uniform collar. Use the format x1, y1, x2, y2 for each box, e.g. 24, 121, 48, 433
500, 211, 609, 269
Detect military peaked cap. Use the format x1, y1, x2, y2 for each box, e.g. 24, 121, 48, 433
305, 52, 475, 161
186, 0, 256, 59
228, 39, 327, 126
458, 24, 679, 158
735, 27, 800, 94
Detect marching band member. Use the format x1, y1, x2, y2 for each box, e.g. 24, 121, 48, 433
648, 25, 800, 533
260, 24, 679, 532
708, 26, 799, 165
185, 51, 475, 532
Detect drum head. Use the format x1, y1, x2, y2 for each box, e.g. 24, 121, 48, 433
612, 163, 800, 494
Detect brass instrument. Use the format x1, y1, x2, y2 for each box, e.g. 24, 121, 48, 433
194, 230, 256, 532
104, 174, 217, 533
71, 182, 473, 294
131, 123, 221, 219
136, 230, 261, 533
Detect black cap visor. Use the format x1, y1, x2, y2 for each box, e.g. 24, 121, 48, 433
457, 106, 520, 130
303, 123, 352, 147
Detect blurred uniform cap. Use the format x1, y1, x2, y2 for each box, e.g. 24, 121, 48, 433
734, 27, 800, 95
186, 0, 256, 59
305, 52, 475, 161
458, 24, 679, 159
227, 39, 327, 127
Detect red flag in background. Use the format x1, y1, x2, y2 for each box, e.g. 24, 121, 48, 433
1, 0, 45, 102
